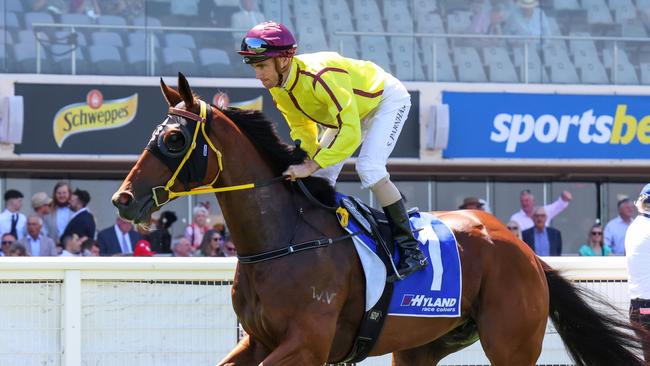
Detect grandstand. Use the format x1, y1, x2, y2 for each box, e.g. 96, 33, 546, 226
0, 0, 647, 255
1, 0, 650, 83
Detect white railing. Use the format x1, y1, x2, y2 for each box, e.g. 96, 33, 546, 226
0, 256, 630, 366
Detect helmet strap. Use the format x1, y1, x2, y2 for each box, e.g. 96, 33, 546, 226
274, 57, 292, 87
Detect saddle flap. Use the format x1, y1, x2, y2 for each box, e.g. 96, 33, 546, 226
341, 197, 373, 233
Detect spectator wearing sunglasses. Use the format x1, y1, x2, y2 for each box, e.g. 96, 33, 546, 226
220, 235, 237, 257
197, 229, 223, 257
237, 21, 427, 279
0, 233, 16, 256
579, 224, 611, 256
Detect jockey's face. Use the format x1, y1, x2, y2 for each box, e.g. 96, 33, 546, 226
251, 57, 291, 89
251, 58, 278, 89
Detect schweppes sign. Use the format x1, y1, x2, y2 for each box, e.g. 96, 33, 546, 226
53, 89, 138, 147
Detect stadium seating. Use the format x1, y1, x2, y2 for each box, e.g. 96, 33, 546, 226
12, 42, 42, 73
1, 0, 649, 83
89, 45, 126, 75
198, 48, 233, 77
579, 60, 609, 83
611, 62, 639, 84
550, 60, 580, 83
125, 45, 148, 75
296, 17, 329, 53
92, 32, 124, 48
97, 15, 128, 27
161, 46, 197, 76
640, 63, 650, 84
454, 47, 487, 82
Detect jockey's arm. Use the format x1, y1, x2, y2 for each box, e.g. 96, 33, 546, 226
311, 71, 361, 168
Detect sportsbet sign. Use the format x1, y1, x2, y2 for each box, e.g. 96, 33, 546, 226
443, 91, 650, 159
53, 90, 138, 147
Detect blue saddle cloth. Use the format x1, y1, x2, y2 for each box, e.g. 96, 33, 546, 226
336, 194, 462, 317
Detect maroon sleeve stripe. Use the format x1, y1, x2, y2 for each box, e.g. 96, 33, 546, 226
353, 89, 383, 98
313, 67, 348, 88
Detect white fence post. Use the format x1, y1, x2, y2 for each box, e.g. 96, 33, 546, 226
63, 269, 81, 366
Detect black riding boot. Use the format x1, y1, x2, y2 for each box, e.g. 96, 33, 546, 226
383, 199, 428, 280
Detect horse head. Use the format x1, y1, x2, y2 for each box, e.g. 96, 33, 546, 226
112, 72, 223, 223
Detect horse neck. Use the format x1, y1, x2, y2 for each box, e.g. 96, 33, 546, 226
208, 114, 298, 256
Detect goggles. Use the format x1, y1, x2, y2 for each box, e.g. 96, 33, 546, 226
240, 37, 295, 55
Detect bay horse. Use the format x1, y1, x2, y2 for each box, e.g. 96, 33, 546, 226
112, 73, 647, 366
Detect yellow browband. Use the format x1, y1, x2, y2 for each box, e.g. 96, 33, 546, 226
151, 101, 264, 207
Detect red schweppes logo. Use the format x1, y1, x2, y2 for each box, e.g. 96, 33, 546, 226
53, 89, 138, 147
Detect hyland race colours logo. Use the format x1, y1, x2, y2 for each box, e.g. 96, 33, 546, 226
53, 89, 138, 147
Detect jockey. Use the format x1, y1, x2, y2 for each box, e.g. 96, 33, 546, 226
237, 21, 427, 279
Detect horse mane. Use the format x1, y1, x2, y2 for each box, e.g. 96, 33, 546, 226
219, 107, 337, 207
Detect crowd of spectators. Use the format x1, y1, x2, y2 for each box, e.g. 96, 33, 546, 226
0, 178, 643, 258
456, 186, 639, 257
0, 181, 238, 258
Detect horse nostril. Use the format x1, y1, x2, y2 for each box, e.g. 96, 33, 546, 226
113, 191, 134, 208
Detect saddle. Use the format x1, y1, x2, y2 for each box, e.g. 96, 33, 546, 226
338, 195, 419, 281
336, 195, 418, 364
338, 195, 395, 262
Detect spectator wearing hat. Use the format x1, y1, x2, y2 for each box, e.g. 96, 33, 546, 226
17, 214, 57, 256
0, 189, 26, 240
44, 181, 73, 244
145, 211, 176, 254
31, 192, 52, 237
625, 183, 650, 361
458, 197, 485, 210
97, 216, 142, 256
133, 240, 156, 257
61, 188, 96, 241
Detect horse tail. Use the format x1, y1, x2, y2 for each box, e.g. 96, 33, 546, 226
543, 262, 647, 366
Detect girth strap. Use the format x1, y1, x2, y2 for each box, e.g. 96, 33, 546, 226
237, 232, 360, 264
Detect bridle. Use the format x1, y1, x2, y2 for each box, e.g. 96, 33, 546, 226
145, 99, 360, 264
146, 100, 283, 207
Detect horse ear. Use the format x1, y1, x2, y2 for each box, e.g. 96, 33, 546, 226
177, 72, 194, 108
160, 78, 181, 106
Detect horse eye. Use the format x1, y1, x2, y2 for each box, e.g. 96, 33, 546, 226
164, 131, 186, 152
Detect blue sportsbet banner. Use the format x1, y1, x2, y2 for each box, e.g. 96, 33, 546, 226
442, 91, 650, 159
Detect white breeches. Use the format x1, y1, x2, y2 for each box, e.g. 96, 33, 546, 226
312, 72, 411, 188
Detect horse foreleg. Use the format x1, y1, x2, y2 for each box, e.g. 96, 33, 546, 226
258, 324, 336, 366
218, 335, 268, 366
